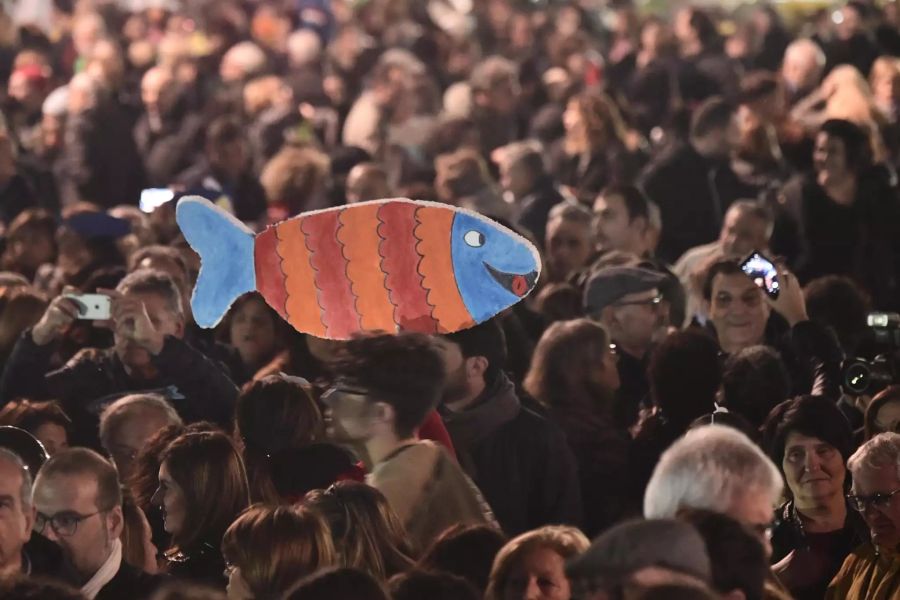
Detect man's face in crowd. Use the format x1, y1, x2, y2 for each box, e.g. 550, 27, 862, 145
483, 76, 520, 117
106, 409, 172, 481
813, 132, 850, 185
707, 272, 770, 354
852, 464, 900, 549
593, 192, 644, 255
141, 68, 174, 117
34, 422, 69, 456
719, 207, 769, 258
782, 49, 821, 93
603, 288, 667, 356
41, 114, 64, 153
439, 339, 474, 406
8, 72, 44, 115
34, 473, 122, 582
113, 291, 184, 370
0, 458, 34, 577
546, 218, 593, 280
727, 485, 776, 558
500, 158, 536, 200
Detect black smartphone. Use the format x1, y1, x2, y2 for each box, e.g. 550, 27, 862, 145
740, 251, 780, 299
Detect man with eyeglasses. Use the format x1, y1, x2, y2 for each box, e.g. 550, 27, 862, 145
32, 448, 162, 599
584, 266, 670, 429
828, 432, 900, 598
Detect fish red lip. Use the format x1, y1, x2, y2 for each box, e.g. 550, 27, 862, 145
484, 263, 538, 297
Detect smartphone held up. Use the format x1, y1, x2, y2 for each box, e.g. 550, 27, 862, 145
740, 251, 780, 300
63, 294, 111, 321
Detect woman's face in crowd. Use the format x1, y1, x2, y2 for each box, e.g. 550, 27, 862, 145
782, 431, 846, 505
33, 421, 68, 456
813, 132, 850, 183
545, 218, 593, 280
874, 400, 900, 434
154, 461, 187, 537
562, 100, 584, 141
503, 546, 573, 600
229, 297, 278, 369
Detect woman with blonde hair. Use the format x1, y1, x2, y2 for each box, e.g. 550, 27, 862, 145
303, 481, 416, 581
485, 525, 590, 600
221, 504, 336, 600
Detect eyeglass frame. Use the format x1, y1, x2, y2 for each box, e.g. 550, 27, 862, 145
34, 507, 113, 537
847, 488, 900, 512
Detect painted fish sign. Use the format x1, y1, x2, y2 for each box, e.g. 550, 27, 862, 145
175, 196, 541, 340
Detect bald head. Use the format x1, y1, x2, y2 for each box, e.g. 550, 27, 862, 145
99, 394, 182, 479
782, 39, 826, 93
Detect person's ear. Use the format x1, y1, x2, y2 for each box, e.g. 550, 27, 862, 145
467, 356, 489, 381
372, 401, 394, 426
108, 505, 124, 539
600, 305, 618, 328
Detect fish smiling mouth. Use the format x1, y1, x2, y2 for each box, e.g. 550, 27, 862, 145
484, 263, 538, 297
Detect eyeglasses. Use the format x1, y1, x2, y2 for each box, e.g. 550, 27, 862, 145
35, 509, 108, 537
612, 295, 663, 308
847, 488, 900, 512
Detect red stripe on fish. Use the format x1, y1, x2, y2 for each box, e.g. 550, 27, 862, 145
302, 210, 360, 339
377, 202, 439, 333
254, 226, 289, 321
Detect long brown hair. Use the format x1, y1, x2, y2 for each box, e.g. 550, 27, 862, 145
160, 431, 250, 552
524, 318, 614, 420
565, 91, 630, 155
221, 504, 336, 599
304, 482, 416, 581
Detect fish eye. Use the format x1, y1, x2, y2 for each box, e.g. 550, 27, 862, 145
464, 230, 485, 247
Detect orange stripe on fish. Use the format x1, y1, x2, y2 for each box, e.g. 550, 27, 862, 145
303, 210, 360, 339
255, 226, 288, 321
414, 206, 474, 333
338, 204, 395, 332
277, 217, 326, 338
378, 201, 438, 333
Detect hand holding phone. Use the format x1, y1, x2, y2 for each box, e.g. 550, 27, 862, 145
63, 294, 112, 320
740, 251, 809, 326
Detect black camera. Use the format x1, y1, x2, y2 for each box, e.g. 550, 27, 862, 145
841, 313, 900, 396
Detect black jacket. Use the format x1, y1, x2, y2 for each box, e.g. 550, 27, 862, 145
515, 176, 565, 247
438, 373, 583, 536
133, 111, 205, 188
639, 142, 759, 263
96, 562, 166, 600
176, 160, 267, 223
163, 542, 227, 590
0, 332, 238, 447
22, 531, 63, 577
770, 500, 869, 600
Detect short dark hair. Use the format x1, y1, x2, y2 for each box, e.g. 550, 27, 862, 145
443, 319, 508, 386
721, 346, 792, 429
804, 275, 872, 354
36, 447, 122, 510
0, 399, 71, 439
679, 509, 768, 600
128, 245, 188, 279
284, 567, 390, 600
690, 97, 735, 141
819, 118, 872, 174
389, 570, 480, 600
117, 268, 184, 319
649, 330, 722, 426
762, 395, 854, 490
599, 184, 650, 223
418, 525, 509, 594
702, 258, 744, 301
331, 332, 447, 438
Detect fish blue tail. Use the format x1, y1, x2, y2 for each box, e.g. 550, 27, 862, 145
175, 196, 256, 328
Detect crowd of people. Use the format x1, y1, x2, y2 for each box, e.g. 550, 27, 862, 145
2, 0, 900, 599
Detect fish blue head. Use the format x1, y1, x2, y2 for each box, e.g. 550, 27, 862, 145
450, 211, 541, 323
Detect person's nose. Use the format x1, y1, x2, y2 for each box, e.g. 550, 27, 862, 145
524, 577, 542, 600
150, 487, 163, 508
804, 451, 821, 473
41, 523, 60, 542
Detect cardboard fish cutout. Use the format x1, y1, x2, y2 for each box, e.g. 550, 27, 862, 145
176, 196, 541, 339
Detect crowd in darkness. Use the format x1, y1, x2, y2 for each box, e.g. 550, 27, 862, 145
3, 0, 900, 599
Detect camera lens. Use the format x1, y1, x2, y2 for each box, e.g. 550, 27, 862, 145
843, 360, 871, 395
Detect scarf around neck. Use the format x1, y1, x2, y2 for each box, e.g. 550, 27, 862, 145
81, 538, 122, 600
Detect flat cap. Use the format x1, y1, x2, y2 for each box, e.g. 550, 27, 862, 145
583, 266, 667, 315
